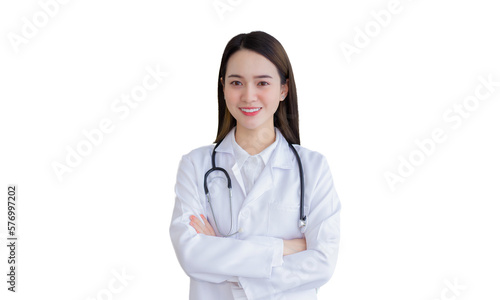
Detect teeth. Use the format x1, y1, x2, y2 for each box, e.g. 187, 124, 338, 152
241, 108, 261, 113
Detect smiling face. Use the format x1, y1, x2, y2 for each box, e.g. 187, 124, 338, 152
221, 49, 288, 133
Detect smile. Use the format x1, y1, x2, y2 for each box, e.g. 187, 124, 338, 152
240, 107, 261, 113
239, 107, 262, 116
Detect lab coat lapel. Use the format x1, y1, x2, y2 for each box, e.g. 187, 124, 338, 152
213, 127, 247, 196
231, 163, 247, 196
214, 126, 295, 207
242, 129, 294, 207
243, 161, 273, 206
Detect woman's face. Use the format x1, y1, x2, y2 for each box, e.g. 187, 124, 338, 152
221, 49, 288, 132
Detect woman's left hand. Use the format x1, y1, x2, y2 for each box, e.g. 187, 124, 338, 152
190, 214, 216, 236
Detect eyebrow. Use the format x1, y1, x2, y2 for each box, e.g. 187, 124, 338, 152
227, 74, 273, 79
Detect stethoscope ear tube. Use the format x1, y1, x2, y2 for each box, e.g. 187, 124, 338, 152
288, 142, 307, 229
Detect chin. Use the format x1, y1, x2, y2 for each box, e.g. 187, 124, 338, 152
236, 120, 260, 130
237, 123, 258, 130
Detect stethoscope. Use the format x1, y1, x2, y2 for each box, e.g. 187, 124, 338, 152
203, 135, 307, 237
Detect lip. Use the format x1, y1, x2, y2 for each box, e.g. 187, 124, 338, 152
239, 107, 262, 116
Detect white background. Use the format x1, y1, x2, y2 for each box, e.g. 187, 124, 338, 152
1, 0, 499, 299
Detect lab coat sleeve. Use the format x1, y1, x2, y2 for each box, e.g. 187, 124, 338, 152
238, 155, 341, 299
169, 155, 284, 283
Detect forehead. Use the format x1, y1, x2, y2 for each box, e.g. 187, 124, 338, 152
226, 49, 279, 77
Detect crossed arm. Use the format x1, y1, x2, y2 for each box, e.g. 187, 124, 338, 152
171, 154, 340, 298
189, 214, 307, 256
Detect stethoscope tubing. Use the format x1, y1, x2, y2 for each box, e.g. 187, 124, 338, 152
203, 134, 306, 237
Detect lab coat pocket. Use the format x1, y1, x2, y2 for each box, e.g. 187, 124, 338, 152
267, 202, 302, 240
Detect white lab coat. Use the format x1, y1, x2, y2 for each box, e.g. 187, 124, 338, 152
170, 127, 341, 300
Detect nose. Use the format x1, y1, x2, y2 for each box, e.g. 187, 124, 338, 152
242, 85, 257, 103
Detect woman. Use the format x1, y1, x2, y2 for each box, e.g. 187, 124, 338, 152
170, 31, 341, 300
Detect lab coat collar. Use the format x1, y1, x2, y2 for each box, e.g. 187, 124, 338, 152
214, 126, 295, 170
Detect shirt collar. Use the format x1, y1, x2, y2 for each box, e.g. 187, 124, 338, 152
230, 127, 278, 169
214, 126, 295, 170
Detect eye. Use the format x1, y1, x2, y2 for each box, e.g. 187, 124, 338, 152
258, 81, 270, 86
230, 81, 242, 86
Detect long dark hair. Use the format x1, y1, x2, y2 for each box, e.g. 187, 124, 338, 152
214, 31, 300, 145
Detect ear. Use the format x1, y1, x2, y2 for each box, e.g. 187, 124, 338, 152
280, 79, 289, 101
220, 77, 226, 99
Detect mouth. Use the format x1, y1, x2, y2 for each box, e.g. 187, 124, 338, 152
239, 107, 262, 116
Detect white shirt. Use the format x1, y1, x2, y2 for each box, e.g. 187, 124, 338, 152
232, 127, 278, 196
228, 127, 278, 299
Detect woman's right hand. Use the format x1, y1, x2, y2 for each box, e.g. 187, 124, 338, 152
283, 238, 306, 256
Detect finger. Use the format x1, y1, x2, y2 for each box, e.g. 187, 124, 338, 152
190, 215, 205, 229
195, 215, 211, 235
189, 221, 201, 233
189, 215, 204, 234
300, 238, 307, 251
191, 215, 211, 235
200, 214, 216, 236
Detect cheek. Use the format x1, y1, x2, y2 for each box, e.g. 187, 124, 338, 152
224, 96, 240, 117
262, 88, 280, 102
262, 93, 281, 109
224, 90, 240, 104
225, 101, 239, 115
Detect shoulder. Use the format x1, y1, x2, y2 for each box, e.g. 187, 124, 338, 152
179, 144, 215, 164
174, 144, 215, 180
291, 144, 330, 166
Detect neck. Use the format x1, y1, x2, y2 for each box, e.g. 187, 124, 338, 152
235, 124, 276, 156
